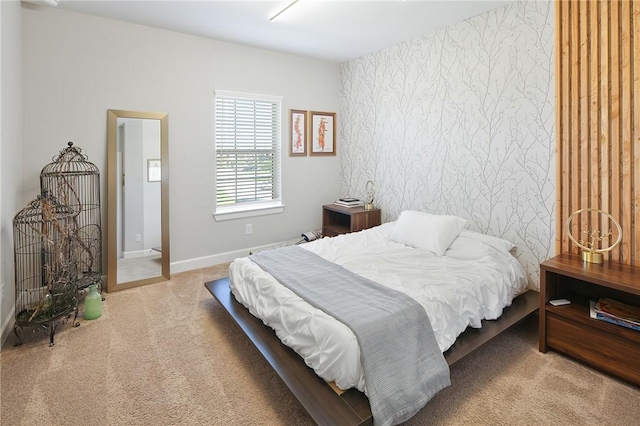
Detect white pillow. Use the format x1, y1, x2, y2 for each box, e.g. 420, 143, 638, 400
457, 229, 516, 254
389, 210, 467, 255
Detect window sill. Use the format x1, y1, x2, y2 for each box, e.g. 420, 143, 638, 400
213, 203, 285, 221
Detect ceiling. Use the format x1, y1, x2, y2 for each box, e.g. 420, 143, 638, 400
50, 0, 512, 63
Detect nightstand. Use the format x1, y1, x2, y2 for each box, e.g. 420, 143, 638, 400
539, 253, 640, 386
322, 204, 381, 237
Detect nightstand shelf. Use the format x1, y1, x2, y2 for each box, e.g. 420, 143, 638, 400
539, 253, 640, 386
322, 204, 381, 237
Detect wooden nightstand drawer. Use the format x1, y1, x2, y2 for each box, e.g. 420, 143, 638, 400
546, 312, 640, 384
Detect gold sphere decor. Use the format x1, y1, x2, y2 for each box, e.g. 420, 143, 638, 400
566, 208, 622, 264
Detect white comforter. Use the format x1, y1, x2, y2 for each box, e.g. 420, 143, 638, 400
229, 222, 527, 393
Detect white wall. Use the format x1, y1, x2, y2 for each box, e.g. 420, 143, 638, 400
340, 0, 555, 288
21, 7, 341, 274
1, 0, 23, 346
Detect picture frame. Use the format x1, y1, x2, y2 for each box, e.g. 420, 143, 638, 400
289, 109, 307, 156
309, 111, 336, 156
147, 158, 161, 182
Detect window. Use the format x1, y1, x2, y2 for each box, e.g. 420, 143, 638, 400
214, 90, 283, 220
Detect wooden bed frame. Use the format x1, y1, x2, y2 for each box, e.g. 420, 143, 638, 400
205, 278, 538, 425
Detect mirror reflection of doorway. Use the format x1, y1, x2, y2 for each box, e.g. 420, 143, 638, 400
107, 109, 169, 293
116, 118, 162, 283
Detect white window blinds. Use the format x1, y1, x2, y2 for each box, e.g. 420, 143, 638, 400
214, 91, 282, 209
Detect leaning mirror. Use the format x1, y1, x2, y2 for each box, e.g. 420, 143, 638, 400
107, 110, 170, 292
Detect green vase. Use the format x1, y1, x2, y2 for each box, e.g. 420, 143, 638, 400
84, 284, 102, 320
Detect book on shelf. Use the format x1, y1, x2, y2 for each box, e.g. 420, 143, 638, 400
590, 299, 640, 331
334, 198, 363, 207
595, 297, 640, 325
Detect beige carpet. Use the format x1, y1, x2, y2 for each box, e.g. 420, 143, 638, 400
1, 264, 639, 425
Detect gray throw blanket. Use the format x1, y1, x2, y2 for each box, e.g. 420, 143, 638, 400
250, 246, 450, 426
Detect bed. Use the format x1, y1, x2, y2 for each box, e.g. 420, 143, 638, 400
206, 212, 539, 425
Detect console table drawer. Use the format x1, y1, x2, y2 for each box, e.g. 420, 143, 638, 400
547, 313, 640, 385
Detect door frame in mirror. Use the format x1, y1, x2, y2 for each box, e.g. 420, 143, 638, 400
106, 109, 170, 292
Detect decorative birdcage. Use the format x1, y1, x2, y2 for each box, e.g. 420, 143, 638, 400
13, 191, 79, 346
40, 141, 102, 293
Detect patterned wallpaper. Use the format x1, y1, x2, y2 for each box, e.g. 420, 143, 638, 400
340, 0, 555, 288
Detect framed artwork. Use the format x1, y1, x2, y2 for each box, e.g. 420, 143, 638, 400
309, 111, 336, 156
147, 158, 161, 182
289, 109, 307, 156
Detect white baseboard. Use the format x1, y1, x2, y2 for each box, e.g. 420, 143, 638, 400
1, 305, 15, 350
170, 239, 298, 275
123, 249, 154, 259
170, 251, 241, 274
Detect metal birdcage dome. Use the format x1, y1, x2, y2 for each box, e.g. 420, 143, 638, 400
13, 191, 79, 346
40, 141, 102, 292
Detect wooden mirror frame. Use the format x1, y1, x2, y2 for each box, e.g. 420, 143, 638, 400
106, 109, 170, 292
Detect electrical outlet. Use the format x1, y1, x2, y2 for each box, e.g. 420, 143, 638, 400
135, 234, 141, 242
245, 224, 252, 235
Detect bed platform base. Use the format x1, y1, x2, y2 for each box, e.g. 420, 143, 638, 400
205, 278, 538, 426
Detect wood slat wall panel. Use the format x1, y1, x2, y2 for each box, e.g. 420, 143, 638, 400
600, 0, 610, 262
580, 2, 590, 226
556, 0, 568, 252
560, 0, 571, 253
611, 0, 621, 262
621, 0, 632, 262
633, 5, 640, 266
590, 1, 600, 236
571, 1, 581, 247
557, 0, 639, 267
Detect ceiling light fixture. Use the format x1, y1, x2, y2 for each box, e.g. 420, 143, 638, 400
270, 0, 301, 22
22, 0, 60, 6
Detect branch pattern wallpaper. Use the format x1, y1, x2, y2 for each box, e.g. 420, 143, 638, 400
340, 0, 555, 288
